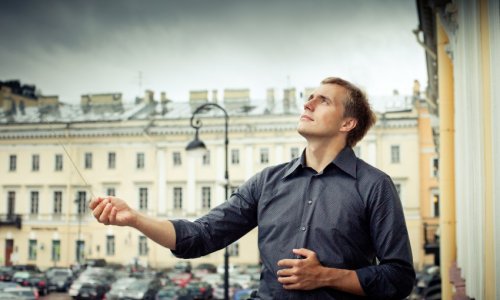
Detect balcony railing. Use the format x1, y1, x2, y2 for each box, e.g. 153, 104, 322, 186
0, 214, 22, 229
423, 222, 440, 265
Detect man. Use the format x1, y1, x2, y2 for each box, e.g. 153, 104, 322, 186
90, 77, 415, 299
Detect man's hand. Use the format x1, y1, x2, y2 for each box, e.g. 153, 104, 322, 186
89, 196, 137, 227
276, 248, 325, 290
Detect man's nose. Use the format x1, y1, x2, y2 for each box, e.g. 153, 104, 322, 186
304, 98, 316, 111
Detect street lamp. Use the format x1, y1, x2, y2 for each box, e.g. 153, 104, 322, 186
186, 103, 230, 300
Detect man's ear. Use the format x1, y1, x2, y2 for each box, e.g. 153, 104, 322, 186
340, 118, 357, 133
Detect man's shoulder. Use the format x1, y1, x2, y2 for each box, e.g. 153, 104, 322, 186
355, 157, 390, 184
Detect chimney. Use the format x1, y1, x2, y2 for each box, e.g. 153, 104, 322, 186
413, 80, 421, 97
283, 88, 296, 114
212, 89, 218, 103
144, 90, 154, 104
160, 92, 167, 103
266, 88, 275, 112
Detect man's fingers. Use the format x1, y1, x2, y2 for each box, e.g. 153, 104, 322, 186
277, 258, 297, 267
277, 275, 297, 284
99, 202, 113, 223
109, 207, 118, 224
89, 197, 104, 209
292, 248, 315, 258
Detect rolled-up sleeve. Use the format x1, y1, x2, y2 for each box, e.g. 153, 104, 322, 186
171, 173, 260, 259
355, 175, 415, 299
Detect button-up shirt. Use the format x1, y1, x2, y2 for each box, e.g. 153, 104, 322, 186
172, 147, 415, 299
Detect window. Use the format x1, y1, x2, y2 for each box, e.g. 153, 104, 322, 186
30, 191, 39, 215
231, 149, 240, 165
290, 147, 300, 160
432, 191, 440, 217
136, 152, 145, 169
228, 242, 239, 257
202, 187, 211, 209
432, 157, 439, 178
139, 236, 148, 256
7, 191, 15, 216
230, 186, 239, 195
173, 187, 183, 210
9, 155, 16, 171
353, 146, 361, 157
391, 145, 400, 164
52, 240, 61, 262
106, 188, 116, 197
53, 191, 62, 214
84, 152, 92, 169
76, 191, 87, 214
173, 152, 182, 166
108, 152, 116, 169
394, 183, 402, 198
260, 148, 269, 164
106, 235, 115, 256
202, 150, 210, 165
32, 154, 40, 171
55, 154, 63, 171
139, 188, 148, 210
28, 239, 37, 260
76, 240, 85, 263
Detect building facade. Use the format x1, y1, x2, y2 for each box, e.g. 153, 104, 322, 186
416, 0, 500, 298
0, 87, 432, 272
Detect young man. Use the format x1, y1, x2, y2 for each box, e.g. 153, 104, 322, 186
90, 77, 415, 299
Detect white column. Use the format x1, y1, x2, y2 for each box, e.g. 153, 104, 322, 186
275, 144, 284, 164
245, 145, 254, 180
156, 148, 166, 214
367, 138, 377, 166
186, 154, 196, 215
489, 1, 500, 298
215, 145, 225, 206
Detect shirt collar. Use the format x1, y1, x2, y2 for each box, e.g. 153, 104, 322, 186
283, 147, 357, 179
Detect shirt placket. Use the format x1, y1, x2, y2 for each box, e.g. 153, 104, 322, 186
294, 172, 321, 258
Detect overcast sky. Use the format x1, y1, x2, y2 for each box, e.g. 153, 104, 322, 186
0, 0, 426, 110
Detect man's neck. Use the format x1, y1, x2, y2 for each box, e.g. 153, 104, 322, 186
304, 138, 346, 173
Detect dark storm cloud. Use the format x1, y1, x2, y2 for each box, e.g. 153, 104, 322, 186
0, 0, 425, 104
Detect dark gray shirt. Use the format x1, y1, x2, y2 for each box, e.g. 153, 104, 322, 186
172, 147, 415, 299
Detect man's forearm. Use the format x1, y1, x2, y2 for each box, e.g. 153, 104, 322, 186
321, 267, 365, 296
133, 212, 177, 250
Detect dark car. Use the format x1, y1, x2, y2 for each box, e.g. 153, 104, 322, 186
120, 277, 162, 300
156, 286, 194, 300
185, 281, 213, 299
11, 271, 48, 295
46, 268, 74, 292
0, 267, 14, 282
75, 282, 109, 300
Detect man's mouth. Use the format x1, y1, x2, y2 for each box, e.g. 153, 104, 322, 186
300, 114, 313, 121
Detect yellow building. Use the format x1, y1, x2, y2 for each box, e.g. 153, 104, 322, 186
0, 86, 431, 272
416, 0, 500, 298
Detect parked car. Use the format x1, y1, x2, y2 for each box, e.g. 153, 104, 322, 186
120, 277, 162, 300
0, 290, 23, 300
173, 261, 192, 273
11, 271, 48, 295
170, 272, 193, 288
0, 281, 20, 291
105, 277, 137, 300
213, 282, 242, 300
185, 281, 213, 299
156, 286, 193, 300
2, 286, 38, 300
75, 282, 109, 300
46, 268, 73, 292
0, 267, 14, 282
193, 263, 216, 275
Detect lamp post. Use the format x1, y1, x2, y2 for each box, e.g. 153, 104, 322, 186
186, 103, 230, 300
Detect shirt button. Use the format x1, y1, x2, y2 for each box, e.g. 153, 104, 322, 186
300, 226, 306, 231
307, 200, 312, 205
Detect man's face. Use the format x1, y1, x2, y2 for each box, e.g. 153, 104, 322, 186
297, 83, 351, 140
